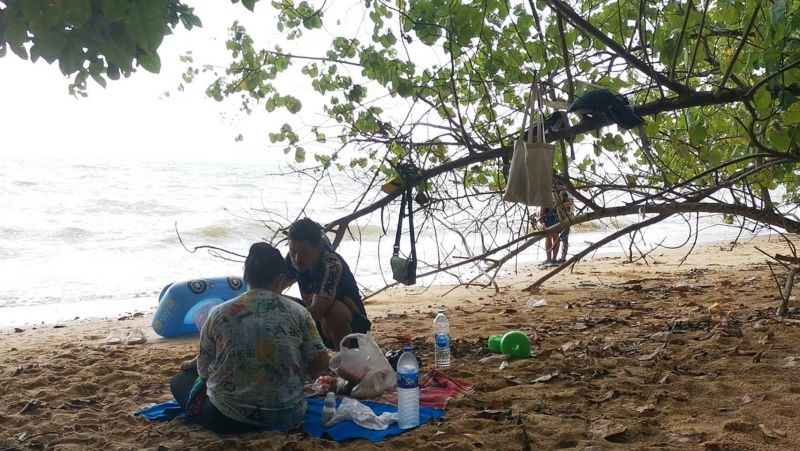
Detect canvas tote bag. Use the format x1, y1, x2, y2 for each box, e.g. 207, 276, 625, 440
502, 76, 555, 206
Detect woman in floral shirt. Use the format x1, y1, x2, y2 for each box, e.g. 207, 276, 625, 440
170, 243, 330, 434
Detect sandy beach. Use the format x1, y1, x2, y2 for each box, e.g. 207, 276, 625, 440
2, 234, 800, 450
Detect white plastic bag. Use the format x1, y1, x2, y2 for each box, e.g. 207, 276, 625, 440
329, 333, 396, 399
326, 397, 397, 430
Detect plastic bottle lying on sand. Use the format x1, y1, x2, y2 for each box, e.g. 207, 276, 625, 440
396, 347, 420, 429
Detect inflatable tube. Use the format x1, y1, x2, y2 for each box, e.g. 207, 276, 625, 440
152, 277, 246, 338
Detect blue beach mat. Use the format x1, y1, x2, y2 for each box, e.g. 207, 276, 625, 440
304, 397, 444, 442
135, 398, 443, 443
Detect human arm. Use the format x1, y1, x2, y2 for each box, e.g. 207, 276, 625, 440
180, 356, 198, 371
300, 308, 332, 376
308, 352, 331, 379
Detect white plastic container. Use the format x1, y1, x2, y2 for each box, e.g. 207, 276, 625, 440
396, 347, 420, 429
433, 309, 451, 368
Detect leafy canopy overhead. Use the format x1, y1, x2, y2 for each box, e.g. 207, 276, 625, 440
3, 0, 799, 219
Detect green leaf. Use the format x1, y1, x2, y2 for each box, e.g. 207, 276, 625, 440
396, 78, 414, 97
4, 23, 29, 48
285, 96, 302, 114
101, 0, 130, 23
22, 0, 47, 34
771, 0, 786, 28
688, 122, 708, 145
36, 32, 67, 63
63, 0, 92, 27
242, 0, 257, 11
91, 72, 108, 88
59, 40, 85, 75
768, 128, 791, 150
124, 0, 169, 53
753, 87, 773, 116
294, 146, 306, 163
138, 52, 161, 73
783, 103, 800, 124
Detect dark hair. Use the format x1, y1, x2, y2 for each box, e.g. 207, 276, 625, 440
288, 218, 322, 247
244, 242, 287, 288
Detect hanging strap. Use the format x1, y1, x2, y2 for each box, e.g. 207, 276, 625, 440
527, 71, 546, 144
392, 188, 417, 261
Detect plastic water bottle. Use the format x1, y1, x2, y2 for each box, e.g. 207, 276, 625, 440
321, 392, 336, 427
433, 309, 451, 368
396, 347, 420, 429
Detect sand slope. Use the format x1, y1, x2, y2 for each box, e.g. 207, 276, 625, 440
2, 235, 800, 450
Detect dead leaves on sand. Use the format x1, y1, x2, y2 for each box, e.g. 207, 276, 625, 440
18, 399, 46, 414
587, 419, 627, 441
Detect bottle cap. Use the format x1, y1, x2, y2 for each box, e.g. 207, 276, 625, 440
437, 308, 444, 313
325, 392, 336, 403
403, 346, 412, 352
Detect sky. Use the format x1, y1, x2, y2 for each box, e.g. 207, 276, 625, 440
0, 2, 312, 163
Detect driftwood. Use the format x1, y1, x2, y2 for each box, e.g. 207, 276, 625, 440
757, 247, 800, 317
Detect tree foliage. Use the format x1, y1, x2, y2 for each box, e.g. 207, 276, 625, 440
0, 0, 212, 94
4, 0, 800, 286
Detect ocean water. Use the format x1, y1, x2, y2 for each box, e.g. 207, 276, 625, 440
0, 155, 759, 327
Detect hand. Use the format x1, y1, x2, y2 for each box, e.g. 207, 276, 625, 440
180, 356, 198, 371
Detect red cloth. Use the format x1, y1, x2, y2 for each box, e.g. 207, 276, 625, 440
379, 369, 473, 409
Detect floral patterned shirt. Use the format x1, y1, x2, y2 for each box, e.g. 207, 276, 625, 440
197, 288, 327, 427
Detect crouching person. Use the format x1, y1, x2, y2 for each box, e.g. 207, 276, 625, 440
284, 218, 371, 350
170, 242, 330, 434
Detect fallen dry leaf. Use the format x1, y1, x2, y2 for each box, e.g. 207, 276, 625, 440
758, 424, 786, 439
587, 419, 627, 440
534, 348, 554, 360
668, 391, 689, 402
639, 343, 667, 361
561, 340, 581, 353
531, 371, 560, 383
741, 393, 766, 405
723, 420, 754, 432
479, 354, 511, 365
13, 328, 24, 333
586, 390, 616, 404
19, 400, 46, 414
662, 433, 704, 446
782, 356, 800, 368
503, 375, 523, 385
636, 404, 658, 417
431, 431, 486, 446
486, 399, 503, 410
501, 308, 518, 315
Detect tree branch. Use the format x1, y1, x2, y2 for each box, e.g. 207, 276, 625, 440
545, 0, 693, 95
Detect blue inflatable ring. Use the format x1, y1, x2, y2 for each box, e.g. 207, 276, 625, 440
152, 276, 246, 338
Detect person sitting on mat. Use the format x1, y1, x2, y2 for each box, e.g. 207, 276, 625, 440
284, 218, 371, 350
171, 242, 330, 434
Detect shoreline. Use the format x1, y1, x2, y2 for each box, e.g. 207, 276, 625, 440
2, 232, 791, 337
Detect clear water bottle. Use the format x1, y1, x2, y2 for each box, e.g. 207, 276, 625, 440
433, 309, 451, 368
396, 347, 420, 429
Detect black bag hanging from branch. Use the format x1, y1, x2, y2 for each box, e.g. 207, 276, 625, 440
390, 185, 417, 286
